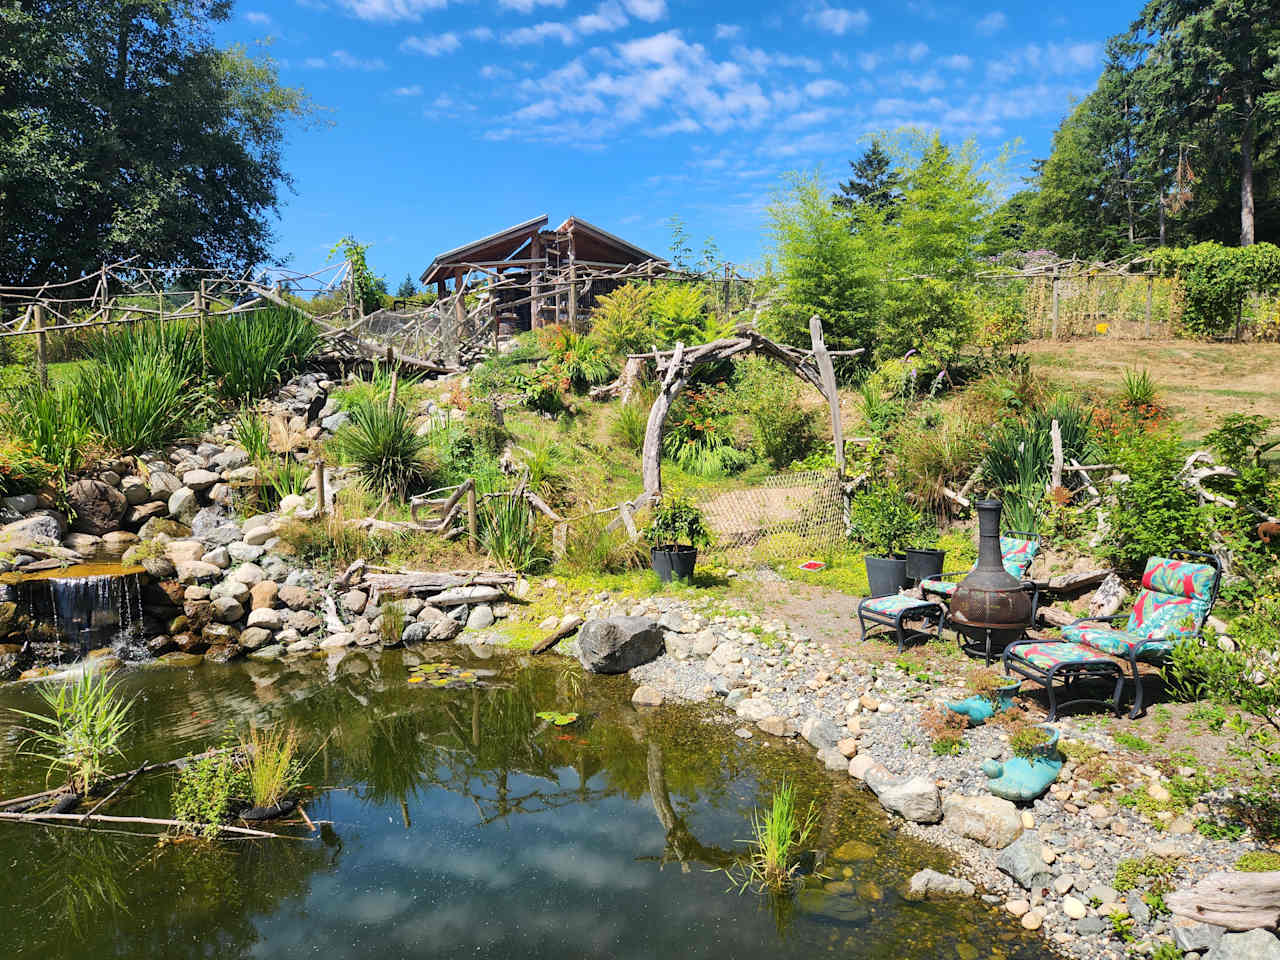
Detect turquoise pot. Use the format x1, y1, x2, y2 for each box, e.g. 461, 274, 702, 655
982, 724, 1063, 803
945, 681, 1021, 727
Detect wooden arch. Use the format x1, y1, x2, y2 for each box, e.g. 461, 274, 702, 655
618, 317, 860, 524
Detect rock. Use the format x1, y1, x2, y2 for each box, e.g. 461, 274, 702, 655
225, 465, 259, 485
757, 716, 795, 737
996, 833, 1052, 891
849, 755, 883, 781
137, 515, 190, 540
175, 560, 222, 583
799, 715, 841, 751
631, 685, 664, 707
62, 532, 103, 554
1173, 920, 1227, 954
908, 869, 976, 900
1168, 872, 1280, 932
202, 623, 239, 645
466, 604, 495, 629
942, 795, 1024, 849
181, 469, 219, 492
244, 525, 274, 547
1054, 874, 1075, 895
154, 651, 203, 668
210, 596, 244, 623
246, 607, 284, 631
168, 487, 198, 522
238, 626, 273, 651
576, 617, 664, 674
735, 697, 777, 723
1006, 899, 1029, 918
229, 562, 265, 585
200, 546, 230, 569
690, 630, 718, 657
1020, 910, 1043, 931
1206, 930, 1280, 960
709, 641, 742, 665
211, 447, 250, 472
1063, 896, 1087, 920
836, 737, 859, 758
204, 644, 242, 664
247, 644, 285, 662
147, 471, 181, 498
431, 585, 504, 606
167, 539, 206, 564
817, 747, 848, 771
1, 494, 37, 514
859, 693, 880, 711
67, 478, 127, 535
277, 584, 312, 609
2, 509, 67, 543
319, 633, 356, 649
249, 581, 279, 610
1169, 816, 1196, 834
864, 768, 942, 823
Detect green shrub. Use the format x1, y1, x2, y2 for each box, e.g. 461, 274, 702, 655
3, 379, 92, 474
74, 352, 196, 451
559, 513, 646, 575
1119, 367, 1158, 410
172, 749, 239, 839
539, 326, 614, 391
898, 410, 983, 517
1105, 430, 1205, 574
233, 408, 271, 461
1152, 241, 1280, 338
848, 479, 931, 555
1235, 851, 1280, 872
644, 495, 710, 548
204, 307, 317, 401
512, 364, 566, 414
610, 396, 650, 452
735, 358, 819, 469
332, 400, 435, 498
589, 283, 656, 356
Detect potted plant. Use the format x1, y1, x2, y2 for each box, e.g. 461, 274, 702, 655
849, 480, 930, 596
904, 543, 947, 583
945, 668, 1023, 726
982, 722, 1063, 803
644, 495, 710, 583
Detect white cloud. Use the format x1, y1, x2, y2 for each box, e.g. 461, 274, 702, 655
304, 56, 328, 68
468, 26, 494, 40
732, 45, 822, 74
331, 49, 389, 69
393, 84, 424, 96
900, 41, 929, 62
497, 0, 565, 12
575, 1, 628, 35
336, 0, 447, 21
985, 40, 1100, 81
803, 78, 845, 98
975, 11, 1007, 35
940, 53, 972, 70
713, 24, 741, 40
401, 32, 461, 56
657, 116, 700, 135
855, 51, 880, 71
245, 11, 272, 25
804, 5, 869, 36
502, 21, 576, 45
621, 0, 666, 21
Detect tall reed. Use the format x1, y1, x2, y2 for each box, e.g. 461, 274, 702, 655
204, 307, 318, 401
741, 779, 819, 893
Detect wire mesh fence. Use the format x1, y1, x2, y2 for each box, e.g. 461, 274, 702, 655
698, 468, 847, 566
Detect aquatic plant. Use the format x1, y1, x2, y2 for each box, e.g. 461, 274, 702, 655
171, 749, 239, 839
379, 602, 407, 646
332, 398, 436, 498
241, 725, 304, 809
741, 778, 818, 893
11, 672, 135, 794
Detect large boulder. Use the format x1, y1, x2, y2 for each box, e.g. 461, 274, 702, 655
907, 869, 976, 900
67, 478, 127, 536
576, 616, 664, 674
0, 511, 79, 561
1206, 929, 1280, 960
942, 794, 1024, 849
995, 832, 1052, 891
864, 767, 943, 823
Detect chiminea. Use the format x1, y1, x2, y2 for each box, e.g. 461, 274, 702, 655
949, 499, 1033, 659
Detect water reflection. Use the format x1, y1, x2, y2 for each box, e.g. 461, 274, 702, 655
0, 650, 1049, 960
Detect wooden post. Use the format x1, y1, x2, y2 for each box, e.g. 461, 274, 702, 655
808, 315, 845, 476
530, 236, 544, 329
448, 269, 463, 367
489, 273, 499, 353
386, 345, 398, 412
1144, 275, 1153, 338
1050, 268, 1060, 340
196, 279, 207, 358
33, 302, 47, 388
313, 458, 327, 516
722, 263, 731, 316
466, 482, 478, 552
567, 260, 578, 333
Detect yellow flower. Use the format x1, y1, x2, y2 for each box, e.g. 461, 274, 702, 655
1095, 322, 1110, 335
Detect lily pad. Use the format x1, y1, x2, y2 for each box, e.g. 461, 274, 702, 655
535, 710, 579, 726
408, 662, 481, 689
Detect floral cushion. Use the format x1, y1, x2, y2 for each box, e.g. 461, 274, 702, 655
1123, 558, 1216, 641
920, 579, 958, 597
999, 536, 1039, 579
860, 594, 940, 617
1060, 624, 1175, 663
1009, 641, 1098, 671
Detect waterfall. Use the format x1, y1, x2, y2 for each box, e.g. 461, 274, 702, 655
15, 566, 147, 661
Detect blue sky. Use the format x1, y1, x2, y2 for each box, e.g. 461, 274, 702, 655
215, 0, 1134, 287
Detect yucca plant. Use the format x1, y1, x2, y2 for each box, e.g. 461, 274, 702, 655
240, 725, 304, 808
1119, 367, 1159, 410
258, 455, 311, 510
740, 779, 819, 893
11, 673, 135, 794
204, 307, 318, 401
86, 317, 204, 384
332, 399, 435, 498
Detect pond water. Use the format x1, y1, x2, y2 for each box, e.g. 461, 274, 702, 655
0, 649, 1048, 960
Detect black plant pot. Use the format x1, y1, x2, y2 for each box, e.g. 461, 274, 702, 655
651, 545, 697, 584
240, 797, 298, 821
905, 548, 946, 583
865, 554, 909, 597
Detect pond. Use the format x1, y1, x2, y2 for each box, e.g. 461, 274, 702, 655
0, 648, 1048, 960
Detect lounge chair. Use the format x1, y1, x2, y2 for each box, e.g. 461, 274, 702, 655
1003, 551, 1221, 720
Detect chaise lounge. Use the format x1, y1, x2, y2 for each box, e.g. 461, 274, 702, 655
1002, 551, 1221, 720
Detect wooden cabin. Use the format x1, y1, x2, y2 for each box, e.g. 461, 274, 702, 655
419, 215, 667, 332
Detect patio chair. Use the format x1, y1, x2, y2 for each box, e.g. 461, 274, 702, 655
856, 593, 947, 654
1003, 550, 1222, 720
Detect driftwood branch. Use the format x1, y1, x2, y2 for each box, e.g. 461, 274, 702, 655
1167, 871, 1280, 931
530, 615, 584, 655
0, 811, 298, 839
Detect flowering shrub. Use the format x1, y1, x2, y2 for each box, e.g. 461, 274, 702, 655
0, 437, 55, 497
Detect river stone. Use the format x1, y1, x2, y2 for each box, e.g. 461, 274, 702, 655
120, 477, 150, 505
907, 869, 976, 900
214, 450, 251, 474
576, 617, 664, 674
210, 596, 244, 623
3, 510, 66, 542
67, 478, 127, 535
799, 715, 841, 751
175, 560, 222, 583
203, 622, 240, 643
229, 562, 265, 585
154, 651, 203, 668
168, 487, 198, 522
138, 516, 191, 540
228, 541, 264, 563
244, 524, 274, 547
864, 768, 942, 823
996, 833, 1052, 891
62, 532, 103, 554
757, 716, 795, 737
211, 579, 251, 604
1206, 929, 1280, 960
319, 633, 356, 649
1173, 920, 1227, 953
201, 546, 230, 569
246, 607, 284, 630
181, 469, 219, 492
849, 755, 883, 780
1, 494, 37, 514
147, 471, 181, 498
817, 747, 849, 771
735, 697, 776, 722
167, 540, 206, 564
125, 501, 168, 527
467, 604, 495, 629
247, 643, 285, 662
276, 584, 312, 609
249, 581, 278, 610
1062, 896, 1087, 920
631, 685, 664, 707
279, 493, 307, 515
204, 644, 242, 664
942, 795, 1024, 849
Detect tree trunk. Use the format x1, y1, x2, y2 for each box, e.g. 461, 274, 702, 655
1241, 111, 1255, 246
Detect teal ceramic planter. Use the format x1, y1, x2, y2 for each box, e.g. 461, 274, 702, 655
982, 725, 1063, 803
945, 680, 1021, 727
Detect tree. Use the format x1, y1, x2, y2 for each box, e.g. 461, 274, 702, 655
1132, 0, 1280, 245
833, 139, 903, 218
0, 0, 311, 284
396, 275, 417, 299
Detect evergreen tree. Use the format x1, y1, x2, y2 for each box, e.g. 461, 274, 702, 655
833, 139, 903, 218
396, 275, 417, 299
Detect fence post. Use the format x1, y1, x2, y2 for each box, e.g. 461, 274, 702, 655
313, 457, 327, 516
1050, 268, 1060, 340
1144, 275, 1153, 338
34, 302, 48, 388
723, 263, 731, 316
466, 482, 478, 552
567, 260, 578, 333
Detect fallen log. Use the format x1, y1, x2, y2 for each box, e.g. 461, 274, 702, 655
1034, 570, 1112, 594
1167, 871, 1280, 931
361, 571, 517, 596
0, 811, 297, 840
531, 615, 585, 655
